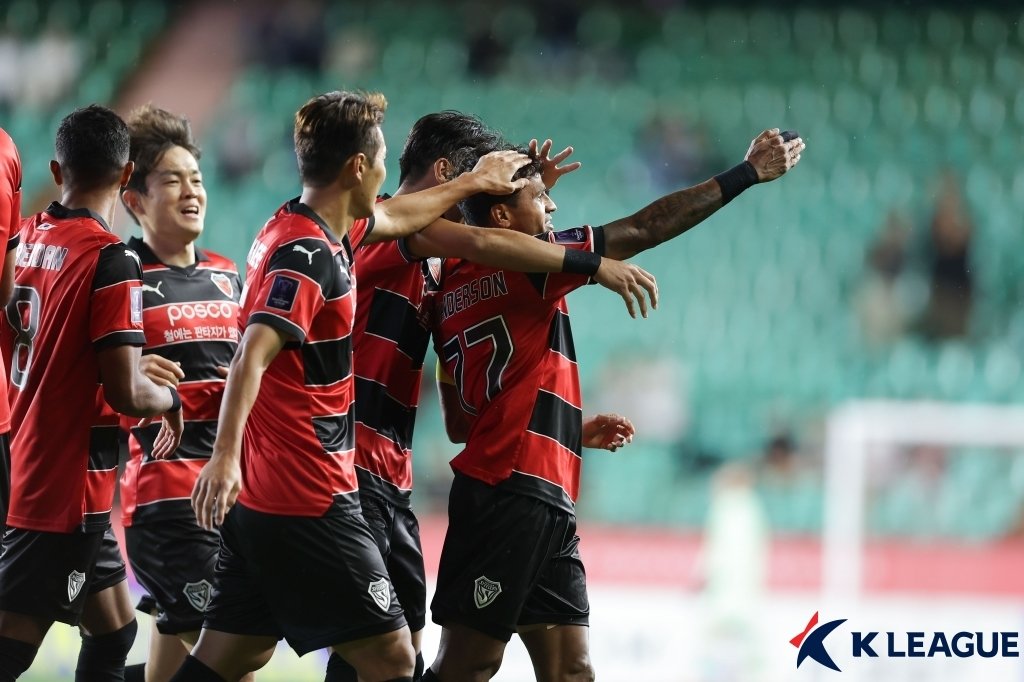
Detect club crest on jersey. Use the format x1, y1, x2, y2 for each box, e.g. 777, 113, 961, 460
130, 287, 144, 324
67, 570, 86, 602
210, 272, 233, 298
426, 257, 443, 288
473, 576, 502, 609
266, 275, 299, 311
183, 580, 213, 612
368, 578, 391, 612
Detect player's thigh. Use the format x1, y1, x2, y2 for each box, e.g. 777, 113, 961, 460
518, 625, 594, 682
191, 629, 278, 682
431, 622, 508, 682
387, 504, 428, 635
80, 528, 134, 635
330, 625, 414, 681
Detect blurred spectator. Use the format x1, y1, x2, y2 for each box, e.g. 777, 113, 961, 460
243, 0, 326, 71
0, 27, 80, 114
594, 348, 688, 444
215, 109, 261, 184
855, 209, 914, 347
636, 112, 717, 191
919, 172, 974, 339
756, 432, 822, 534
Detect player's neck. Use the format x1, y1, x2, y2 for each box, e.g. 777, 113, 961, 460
298, 187, 355, 241
59, 188, 119, 230
143, 233, 196, 268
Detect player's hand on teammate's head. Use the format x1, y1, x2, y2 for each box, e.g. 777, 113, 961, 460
139, 353, 184, 387
744, 128, 805, 182
191, 455, 242, 530
149, 409, 183, 460
529, 138, 581, 191
583, 413, 636, 451
470, 150, 532, 195
593, 258, 659, 319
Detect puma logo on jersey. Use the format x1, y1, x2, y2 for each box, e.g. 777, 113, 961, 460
292, 244, 321, 265
125, 249, 142, 267
142, 282, 164, 298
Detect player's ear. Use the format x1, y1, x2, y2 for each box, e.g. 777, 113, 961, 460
491, 203, 511, 228
121, 188, 144, 217
347, 152, 367, 182
119, 161, 135, 189
49, 160, 62, 187
434, 158, 453, 184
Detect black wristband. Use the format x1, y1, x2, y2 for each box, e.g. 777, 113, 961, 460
562, 249, 602, 276
167, 386, 182, 413
714, 161, 759, 205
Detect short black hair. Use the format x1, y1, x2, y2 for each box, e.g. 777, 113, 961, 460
398, 111, 502, 185
55, 105, 130, 191
457, 146, 542, 228
294, 90, 387, 187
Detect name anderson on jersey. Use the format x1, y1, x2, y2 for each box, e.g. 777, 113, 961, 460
440, 272, 508, 321
16, 242, 68, 271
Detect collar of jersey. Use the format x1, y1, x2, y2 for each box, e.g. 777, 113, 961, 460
45, 201, 111, 233
285, 198, 341, 247
126, 235, 207, 268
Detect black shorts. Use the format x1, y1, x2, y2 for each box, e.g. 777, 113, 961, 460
0, 432, 9, 529
204, 502, 406, 656
0, 526, 126, 625
360, 491, 427, 632
126, 519, 220, 635
431, 473, 590, 643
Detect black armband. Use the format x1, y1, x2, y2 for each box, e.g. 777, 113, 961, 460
167, 387, 182, 413
714, 161, 759, 205
562, 249, 602, 276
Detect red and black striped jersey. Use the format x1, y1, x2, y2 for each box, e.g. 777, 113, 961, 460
352, 231, 439, 508
0, 129, 22, 434
119, 237, 241, 527
237, 199, 372, 517
1, 202, 145, 533
434, 226, 605, 512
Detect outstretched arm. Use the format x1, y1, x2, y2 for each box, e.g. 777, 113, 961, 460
602, 128, 805, 261
583, 413, 636, 452
363, 150, 532, 244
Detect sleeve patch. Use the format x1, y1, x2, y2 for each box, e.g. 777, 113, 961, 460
266, 275, 300, 311
552, 228, 588, 244
130, 287, 143, 323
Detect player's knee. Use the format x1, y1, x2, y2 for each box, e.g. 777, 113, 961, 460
0, 635, 39, 680
563, 654, 595, 682
353, 634, 415, 681
76, 618, 137, 678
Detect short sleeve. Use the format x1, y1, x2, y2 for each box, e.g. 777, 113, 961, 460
526, 226, 606, 300
0, 152, 19, 249
246, 237, 334, 343
91, 243, 146, 349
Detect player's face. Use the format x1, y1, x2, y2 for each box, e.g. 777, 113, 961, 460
355, 127, 387, 219
504, 175, 557, 235
139, 145, 206, 243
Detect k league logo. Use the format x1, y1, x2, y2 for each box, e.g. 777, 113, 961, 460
791, 611, 847, 672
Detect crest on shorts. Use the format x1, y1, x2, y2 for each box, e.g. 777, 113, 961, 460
67, 570, 86, 602
210, 272, 234, 299
368, 577, 391, 612
183, 579, 213, 612
473, 576, 502, 609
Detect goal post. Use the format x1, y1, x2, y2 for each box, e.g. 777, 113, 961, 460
823, 400, 1024, 601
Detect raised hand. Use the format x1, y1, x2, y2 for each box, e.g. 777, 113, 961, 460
583, 413, 636, 451
529, 138, 581, 190
744, 128, 805, 182
593, 258, 659, 319
469, 150, 532, 195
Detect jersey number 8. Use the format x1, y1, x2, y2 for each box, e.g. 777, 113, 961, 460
5, 285, 40, 389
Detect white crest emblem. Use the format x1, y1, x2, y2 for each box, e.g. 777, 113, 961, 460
292, 244, 321, 265
368, 577, 391, 612
473, 576, 502, 609
141, 281, 164, 298
183, 579, 213, 612
210, 272, 233, 298
67, 570, 86, 602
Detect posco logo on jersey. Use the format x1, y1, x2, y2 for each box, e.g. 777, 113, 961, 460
167, 301, 236, 326
792, 612, 1022, 672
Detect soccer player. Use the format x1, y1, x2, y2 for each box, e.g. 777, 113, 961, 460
116, 105, 250, 682
329, 111, 655, 682
181, 91, 655, 682
0, 105, 184, 681
425, 129, 805, 681
0, 127, 22, 529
